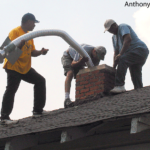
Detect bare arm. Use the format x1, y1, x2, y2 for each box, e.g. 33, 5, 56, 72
31, 48, 49, 57
17, 40, 49, 57
115, 34, 132, 61
71, 57, 88, 68
113, 50, 119, 69
120, 34, 132, 55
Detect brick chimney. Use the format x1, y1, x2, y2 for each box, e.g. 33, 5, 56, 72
75, 64, 115, 101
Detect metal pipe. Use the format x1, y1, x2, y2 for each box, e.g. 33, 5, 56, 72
0, 29, 94, 67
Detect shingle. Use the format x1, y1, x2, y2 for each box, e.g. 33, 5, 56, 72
0, 86, 150, 139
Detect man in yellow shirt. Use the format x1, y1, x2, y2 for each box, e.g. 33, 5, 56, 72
0, 13, 49, 124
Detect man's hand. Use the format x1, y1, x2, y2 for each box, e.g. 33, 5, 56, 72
32, 48, 49, 57
113, 54, 121, 69
80, 57, 89, 65
71, 57, 89, 68
115, 54, 121, 61
40, 48, 49, 55
113, 53, 122, 69
113, 59, 119, 69
17, 40, 26, 49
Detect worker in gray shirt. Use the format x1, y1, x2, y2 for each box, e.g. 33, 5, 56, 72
104, 19, 149, 93
61, 44, 106, 108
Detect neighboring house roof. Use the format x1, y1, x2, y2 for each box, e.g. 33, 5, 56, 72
0, 86, 150, 139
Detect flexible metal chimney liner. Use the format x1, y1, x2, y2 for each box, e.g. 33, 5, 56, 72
1, 29, 94, 67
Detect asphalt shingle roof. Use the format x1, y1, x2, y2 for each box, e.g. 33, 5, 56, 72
0, 86, 150, 139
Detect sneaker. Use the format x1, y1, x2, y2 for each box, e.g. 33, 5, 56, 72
33, 110, 48, 117
0, 119, 18, 125
110, 86, 126, 93
64, 98, 74, 108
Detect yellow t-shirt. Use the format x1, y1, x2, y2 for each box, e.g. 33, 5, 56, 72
3, 26, 35, 74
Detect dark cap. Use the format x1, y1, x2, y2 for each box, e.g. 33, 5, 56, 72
22, 13, 39, 23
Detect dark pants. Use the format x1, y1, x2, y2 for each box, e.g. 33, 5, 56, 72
1, 68, 46, 120
115, 48, 149, 89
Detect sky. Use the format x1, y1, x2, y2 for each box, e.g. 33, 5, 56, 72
0, 0, 150, 120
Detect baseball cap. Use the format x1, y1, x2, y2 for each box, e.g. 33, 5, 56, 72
104, 19, 116, 33
95, 46, 106, 60
22, 13, 39, 23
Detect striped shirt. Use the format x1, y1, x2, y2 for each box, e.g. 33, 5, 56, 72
68, 44, 94, 61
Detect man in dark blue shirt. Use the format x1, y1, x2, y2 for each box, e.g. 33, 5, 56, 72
104, 19, 149, 93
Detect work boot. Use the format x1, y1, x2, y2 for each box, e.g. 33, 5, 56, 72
110, 86, 126, 93
0, 119, 18, 125
64, 98, 74, 108
32, 110, 49, 117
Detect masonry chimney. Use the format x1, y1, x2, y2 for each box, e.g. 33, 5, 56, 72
76, 64, 115, 101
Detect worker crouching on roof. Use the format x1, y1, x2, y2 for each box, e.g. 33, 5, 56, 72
61, 44, 106, 108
